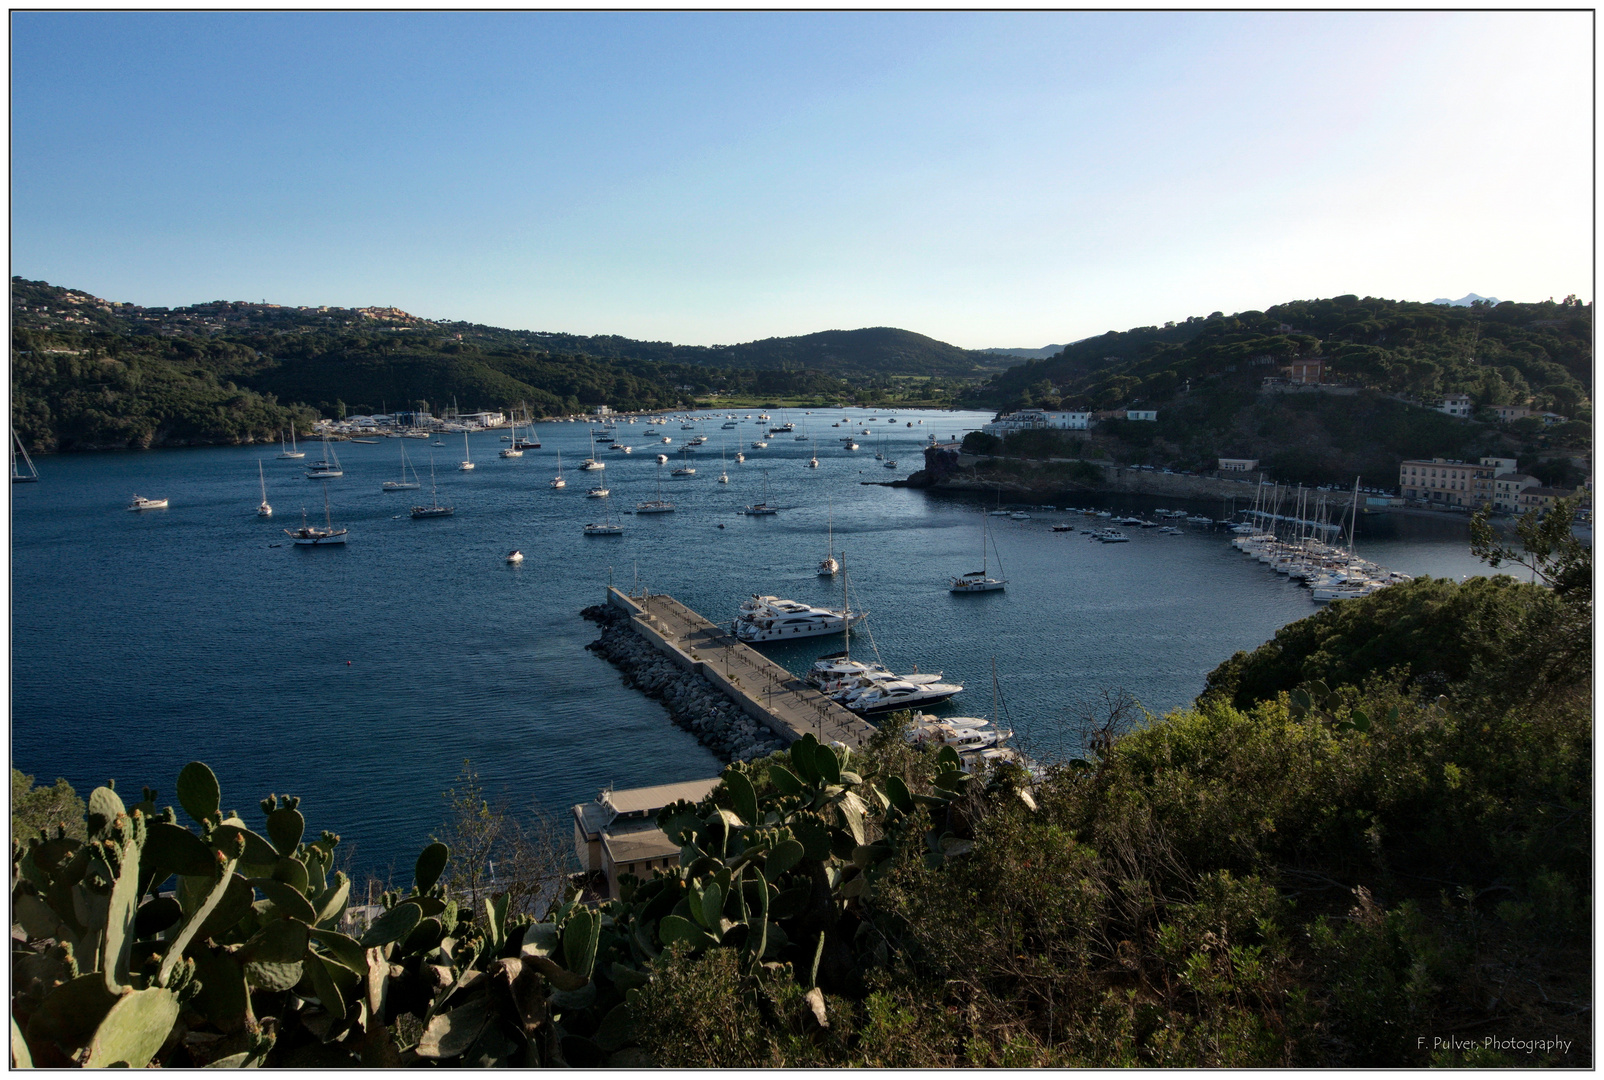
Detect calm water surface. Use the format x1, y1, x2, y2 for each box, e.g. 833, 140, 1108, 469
11, 409, 1493, 874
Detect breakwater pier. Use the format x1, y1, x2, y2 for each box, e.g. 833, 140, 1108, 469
584, 587, 876, 760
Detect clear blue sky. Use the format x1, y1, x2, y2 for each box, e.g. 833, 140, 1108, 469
11, 11, 1592, 348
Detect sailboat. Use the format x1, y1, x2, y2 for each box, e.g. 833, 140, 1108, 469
550, 450, 566, 489
256, 460, 273, 517
305, 438, 343, 479
458, 430, 475, 471
514, 408, 541, 450
584, 492, 624, 535
807, 438, 819, 468
671, 448, 696, 476
578, 431, 605, 471
411, 454, 455, 518
718, 442, 730, 483
286, 486, 348, 546
818, 500, 838, 575
499, 416, 524, 457
951, 511, 1007, 592
635, 461, 674, 513
382, 437, 422, 491
742, 470, 778, 515
277, 428, 305, 459
12, 430, 38, 483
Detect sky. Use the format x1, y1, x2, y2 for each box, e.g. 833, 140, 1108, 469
10, 11, 1594, 349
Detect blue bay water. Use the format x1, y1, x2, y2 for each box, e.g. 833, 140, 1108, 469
10, 409, 1493, 875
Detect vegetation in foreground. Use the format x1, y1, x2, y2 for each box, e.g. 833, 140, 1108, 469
10, 505, 1589, 1067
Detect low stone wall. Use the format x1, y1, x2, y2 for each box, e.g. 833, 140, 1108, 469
583, 605, 787, 763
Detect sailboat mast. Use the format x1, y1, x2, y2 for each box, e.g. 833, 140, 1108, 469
841, 552, 850, 660
1347, 476, 1361, 556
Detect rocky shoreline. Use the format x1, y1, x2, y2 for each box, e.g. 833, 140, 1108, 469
582, 604, 787, 763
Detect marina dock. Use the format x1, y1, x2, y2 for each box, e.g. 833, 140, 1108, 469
606, 587, 877, 748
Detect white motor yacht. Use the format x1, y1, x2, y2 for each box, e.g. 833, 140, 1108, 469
841, 678, 964, 714
733, 596, 865, 643
128, 494, 168, 511
906, 723, 1005, 751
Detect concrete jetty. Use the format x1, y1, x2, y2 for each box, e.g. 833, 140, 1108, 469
604, 587, 877, 748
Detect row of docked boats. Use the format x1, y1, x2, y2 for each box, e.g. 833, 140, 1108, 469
1232, 479, 1408, 601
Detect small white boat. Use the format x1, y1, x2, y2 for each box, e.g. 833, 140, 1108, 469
743, 471, 778, 515
583, 521, 624, 535
845, 442, 858, 450
952, 512, 1006, 592
285, 488, 347, 546
277, 429, 305, 459
459, 430, 474, 471
586, 486, 610, 498
507, 549, 524, 564
751, 440, 768, 449
383, 438, 422, 491
411, 456, 454, 518
551, 450, 567, 489
128, 494, 168, 511
656, 453, 669, 464
256, 461, 273, 517
735, 452, 746, 463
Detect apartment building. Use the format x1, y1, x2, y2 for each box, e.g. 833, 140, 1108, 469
1398, 457, 1495, 508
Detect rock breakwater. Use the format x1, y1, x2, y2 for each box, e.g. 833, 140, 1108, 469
582, 604, 786, 763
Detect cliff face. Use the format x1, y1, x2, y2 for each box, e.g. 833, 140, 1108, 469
903, 442, 964, 488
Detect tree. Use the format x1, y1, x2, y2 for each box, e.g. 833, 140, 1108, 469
1471, 494, 1590, 602
11, 768, 85, 845
436, 761, 573, 921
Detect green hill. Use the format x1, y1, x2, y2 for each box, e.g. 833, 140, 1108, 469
964, 294, 1592, 417
10, 278, 999, 451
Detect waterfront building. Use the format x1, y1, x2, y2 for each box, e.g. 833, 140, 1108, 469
572, 777, 720, 900
1515, 486, 1579, 517
980, 409, 1092, 436
1217, 457, 1259, 472
1491, 474, 1542, 514
1398, 457, 1496, 508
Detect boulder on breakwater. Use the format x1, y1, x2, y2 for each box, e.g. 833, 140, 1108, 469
582, 604, 786, 764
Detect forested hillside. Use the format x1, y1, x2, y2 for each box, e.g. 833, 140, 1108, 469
10, 279, 871, 451
966, 294, 1592, 419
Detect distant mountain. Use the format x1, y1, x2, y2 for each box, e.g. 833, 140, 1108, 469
1430, 293, 1500, 307
980, 344, 1065, 360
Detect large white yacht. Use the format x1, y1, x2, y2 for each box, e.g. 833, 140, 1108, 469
840, 678, 964, 714
733, 596, 866, 643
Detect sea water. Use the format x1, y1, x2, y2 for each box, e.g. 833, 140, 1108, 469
10, 409, 1494, 874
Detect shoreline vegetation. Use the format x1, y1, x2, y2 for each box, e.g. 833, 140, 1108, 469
11, 499, 1590, 1067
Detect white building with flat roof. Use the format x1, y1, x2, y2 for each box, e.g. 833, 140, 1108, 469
572, 777, 721, 900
